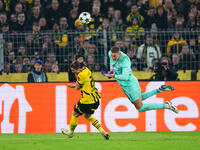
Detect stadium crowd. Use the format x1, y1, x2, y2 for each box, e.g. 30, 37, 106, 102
1, 0, 200, 80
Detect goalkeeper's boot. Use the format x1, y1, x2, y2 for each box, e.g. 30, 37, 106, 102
159, 85, 174, 92
61, 128, 73, 138
100, 130, 110, 140
166, 101, 179, 114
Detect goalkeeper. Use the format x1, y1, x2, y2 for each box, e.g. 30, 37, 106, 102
102, 46, 178, 113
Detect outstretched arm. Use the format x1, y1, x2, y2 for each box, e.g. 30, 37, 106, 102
114, 67, 129, 81
68, 81, 82, 90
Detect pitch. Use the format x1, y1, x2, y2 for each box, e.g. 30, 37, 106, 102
0, 132, 199, 150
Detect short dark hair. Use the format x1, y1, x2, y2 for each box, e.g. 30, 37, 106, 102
70, 61, 84, 70
111, 46, 120, 53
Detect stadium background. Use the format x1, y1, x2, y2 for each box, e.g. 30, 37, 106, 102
0, 1, 200, 149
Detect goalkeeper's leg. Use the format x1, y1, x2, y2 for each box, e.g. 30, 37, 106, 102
84, 114, 109, 140
132, 96, 178, 113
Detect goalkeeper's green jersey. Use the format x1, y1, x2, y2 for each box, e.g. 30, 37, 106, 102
108, 51, 138, 86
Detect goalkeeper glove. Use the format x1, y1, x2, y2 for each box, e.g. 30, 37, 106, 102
101, 70, 115, 79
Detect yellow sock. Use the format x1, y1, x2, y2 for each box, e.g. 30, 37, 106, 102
86, 116, 103, 132
69, 115, 78, 133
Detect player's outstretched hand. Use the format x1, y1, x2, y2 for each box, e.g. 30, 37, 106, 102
68, 84, 76, 88
101, 70, 114, 79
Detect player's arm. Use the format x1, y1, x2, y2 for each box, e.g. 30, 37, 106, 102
114, 57, 130, 81
68, 81, 82, 90
114, 67, 129, 81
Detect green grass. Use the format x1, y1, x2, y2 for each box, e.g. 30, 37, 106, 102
0, 132, 200, 150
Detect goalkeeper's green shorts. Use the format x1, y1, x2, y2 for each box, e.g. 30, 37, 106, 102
120, 81, 141, 102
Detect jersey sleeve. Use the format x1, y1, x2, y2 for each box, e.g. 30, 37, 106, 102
114, 56, 130, 81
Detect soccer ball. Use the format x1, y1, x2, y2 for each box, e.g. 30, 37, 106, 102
79, 12, 91, 25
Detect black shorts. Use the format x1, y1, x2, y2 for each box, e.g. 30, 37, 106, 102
74, 100, 100, 115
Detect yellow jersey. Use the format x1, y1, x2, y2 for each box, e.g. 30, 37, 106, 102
77, 67, 101, 104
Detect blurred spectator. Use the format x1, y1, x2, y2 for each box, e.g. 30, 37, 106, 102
38, 17, 49, 30
69, 34, 85, 56
59, 16, 69, 32
24, 34, 36, 56
85, 43, 97, 56
27, 5, 42, 27
68, 9, 78, 30
171, 53, 181, 71
125, 17, 145, 41
186, 11, 196, 31
126, 48, 137, 60
143, 7, 157, 29
152, 56, 178, 81
87, 54, 95, 72
14, 3, 23, 15
51, 63, 59, 73
110, 9, 124, 31
131, 56, 139, 71
114, 38, 124, 52
1, 23, 9, 33
4, 41, 13, 56
74, 19, 89, 46
40, 34, 55, 60
11, 12, 28, 32
163, 0, 174, 12
22, 57, 31, 72
14, 63, 23, 73
166, 32, 187, 57
0, 12, 7, 26
106, 6, 114, 21
18, 0, 30, 13
196, 4, 200, 28
32, 22, 42, 46
17, 45, 27, 57
137, 34, 161, 70
175, 14, 185, 30
189, 37, 199, 69
44, 61, 52, 72
27, 59, 48, 82
9, 13, 17, 25
155, 5, 168, 30
123, 36, 133, 53
60, 0, 71, 16
179, 44, 196, 70
88, 5, 103, 31
126, 3, 144, 26
45, 0, 62, 29
7, 50, 16, 64
53, 22, 68, 48
96, 18, 116, 57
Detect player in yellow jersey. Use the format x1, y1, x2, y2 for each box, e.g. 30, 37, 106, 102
61, 61, 109, 140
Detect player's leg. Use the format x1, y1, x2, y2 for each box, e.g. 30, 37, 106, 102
61, 111, 80, 138
132, 96, 178, 113
84, 100, 109, 140
141, 85, 175, 101
61, 101, 84, 138
84, 113, 109, 140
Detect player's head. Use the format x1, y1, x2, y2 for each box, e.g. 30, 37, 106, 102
111, 46, 121, 61
70, 60, 85, 74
